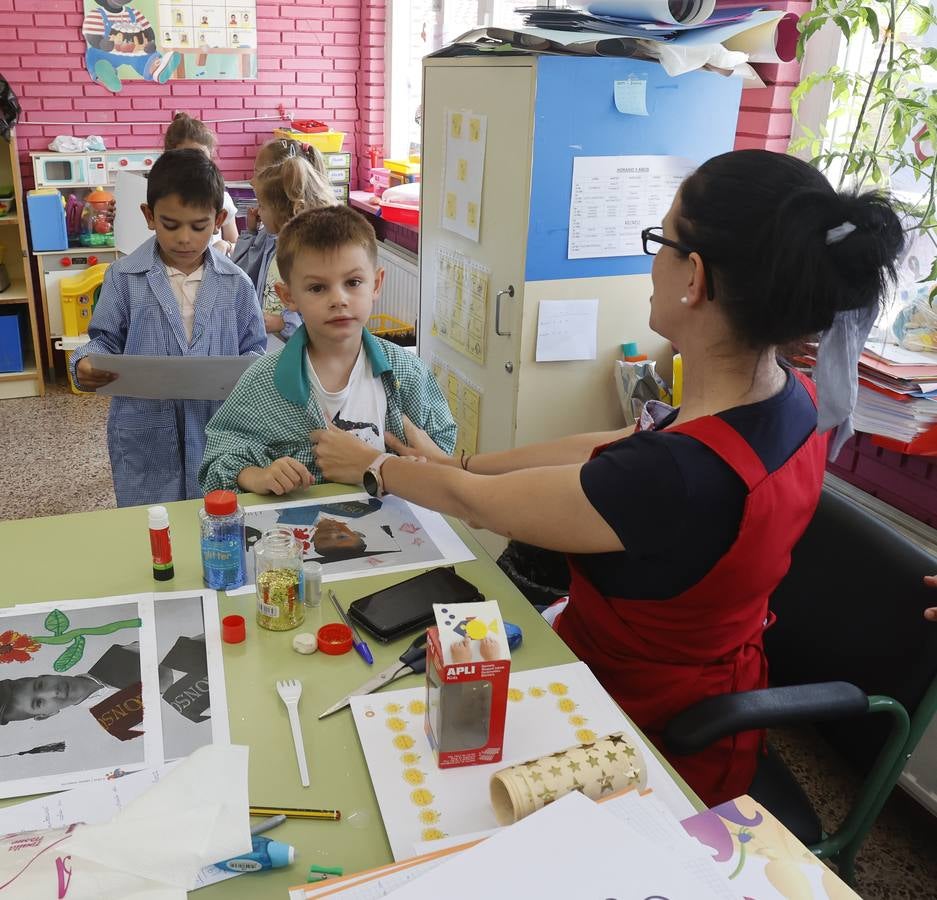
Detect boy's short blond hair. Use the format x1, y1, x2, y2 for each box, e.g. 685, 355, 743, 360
277, 206, 379, 282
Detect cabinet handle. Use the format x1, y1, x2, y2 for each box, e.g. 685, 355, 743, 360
495, 285, 515, 337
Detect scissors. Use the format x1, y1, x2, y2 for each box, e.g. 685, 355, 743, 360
318, 631, 428, 719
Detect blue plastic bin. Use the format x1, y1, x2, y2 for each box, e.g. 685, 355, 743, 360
0, 312, 24, 373
27, 190, 68, 252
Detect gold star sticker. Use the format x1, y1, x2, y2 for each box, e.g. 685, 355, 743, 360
548, 765, 562, 777
623, 745, 636, 758
537, 786, 557, 803
599, 774, 615, 794
567, 759, 581, 773
529, 769, 544, 783
580, 742, 596, 751
585, 755, 600, 768
605, 750, 618, 763
607, 734, 627, 745
571, 778, 585, 792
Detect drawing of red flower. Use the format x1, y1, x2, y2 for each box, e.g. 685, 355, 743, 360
0, 630, 41, 664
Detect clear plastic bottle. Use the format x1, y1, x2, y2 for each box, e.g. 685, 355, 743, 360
255, 527, 305, 631
199, 490, 247, 591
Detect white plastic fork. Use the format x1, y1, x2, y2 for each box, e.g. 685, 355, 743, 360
276, 679, 310, 787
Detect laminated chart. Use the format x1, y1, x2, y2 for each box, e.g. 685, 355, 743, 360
442, 110, 487, 242
432, 355, 482, 458
432, 249, 490, 365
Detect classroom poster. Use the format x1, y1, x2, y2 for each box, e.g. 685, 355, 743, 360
432, 355, 482, 458
441, 110, 487, 243
80, 0, 257, 94
432, 248, 490, 365
0, 591, 228, 799
227, 494, 475, 597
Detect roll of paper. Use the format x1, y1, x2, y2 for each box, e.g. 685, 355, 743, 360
490, 732, 647, 826
587, 0, 716, 27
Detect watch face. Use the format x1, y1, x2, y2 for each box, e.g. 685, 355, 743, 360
363, 469, 380, 497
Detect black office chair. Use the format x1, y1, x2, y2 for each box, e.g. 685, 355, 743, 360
664, 486, 937, 885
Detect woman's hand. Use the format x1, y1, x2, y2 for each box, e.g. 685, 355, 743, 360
385, 415, 450, 464
246, 206, 260, 232
310, 423, 382, 485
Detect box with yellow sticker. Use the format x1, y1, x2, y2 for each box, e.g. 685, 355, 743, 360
425, 600, 511, 769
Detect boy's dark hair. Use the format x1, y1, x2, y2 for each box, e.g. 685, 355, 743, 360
674, 149, 905, 348
277, 205, 378, 282
163, 112, 217, 153
146, 149, 225, 213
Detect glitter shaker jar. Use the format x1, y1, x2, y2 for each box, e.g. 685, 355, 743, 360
199, 490, 246, 591
255, 527, 305, 631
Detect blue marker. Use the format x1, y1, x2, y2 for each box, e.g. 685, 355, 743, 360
216, 835, 295, 873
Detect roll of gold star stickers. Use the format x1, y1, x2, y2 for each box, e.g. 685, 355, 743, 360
489, 732, 647, 825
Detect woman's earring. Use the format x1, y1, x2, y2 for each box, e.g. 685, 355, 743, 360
679, 297, 689, 305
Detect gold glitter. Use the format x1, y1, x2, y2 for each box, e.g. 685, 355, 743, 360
508, 688, 524, 702
256, 568, 303, 631
548, 682, 568, 696
401, 752, 422, 765
386, 717, 407, 733
421, 828, 446, 841
393, 734, 415, 750
557, 698, 576, 713
410, 788, 434, 807
576, 729, 597, 743
385, 703, 403, 714
528, 686, 546, 698
568, 715, 588, 726
419, 809, 441, 824
408, 699, 426, 715
402, 768, 426, 786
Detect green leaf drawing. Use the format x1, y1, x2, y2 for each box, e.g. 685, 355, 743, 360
44, 609, 69, 637
53, 635, 86, 673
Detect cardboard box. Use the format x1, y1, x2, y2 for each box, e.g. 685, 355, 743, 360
425, 600, 511, 768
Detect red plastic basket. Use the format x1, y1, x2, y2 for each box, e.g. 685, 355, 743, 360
380, 203, 419, 227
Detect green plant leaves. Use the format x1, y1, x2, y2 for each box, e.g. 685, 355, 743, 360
54, 636, 85, 673
44, 610, 69, 636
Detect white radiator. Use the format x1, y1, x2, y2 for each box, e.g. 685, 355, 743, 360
375, 242, 419, 327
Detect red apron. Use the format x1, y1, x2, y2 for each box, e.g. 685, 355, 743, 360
556, 372, 827, 806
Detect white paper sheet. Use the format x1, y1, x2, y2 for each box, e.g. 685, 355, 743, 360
587, 0, 716, 26
441, 110, 487, 243
568, 155, 696, 259
90, 353, 256, 400
614, 77, 648, 115
114, 171, 152, 257
351, 661, 696, 860
535, 299, 599, 362
226, 493, 475, 597
389, 792, 732, 900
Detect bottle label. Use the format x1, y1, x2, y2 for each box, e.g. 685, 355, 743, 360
150, 527, 173, 567
201, 538, 242, 570
259, 601, 279, 619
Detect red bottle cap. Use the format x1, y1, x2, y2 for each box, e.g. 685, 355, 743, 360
222, 614, 246, 644
205, 490, 237, 516
317, 623, 353, 655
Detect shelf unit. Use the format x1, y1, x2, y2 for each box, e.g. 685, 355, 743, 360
0, 131, 44, 399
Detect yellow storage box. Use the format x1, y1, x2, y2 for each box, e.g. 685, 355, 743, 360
60, 263, 109, 337
273, 128, 345, 153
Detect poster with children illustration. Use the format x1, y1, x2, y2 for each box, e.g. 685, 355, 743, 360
0, 591, 227, 799
228, 493, 475, 597
81, 0, 257, 94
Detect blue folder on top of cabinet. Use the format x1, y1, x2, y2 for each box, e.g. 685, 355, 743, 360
525, 56, 743, 282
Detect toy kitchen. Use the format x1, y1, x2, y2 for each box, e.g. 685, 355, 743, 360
26, 149, 161, 368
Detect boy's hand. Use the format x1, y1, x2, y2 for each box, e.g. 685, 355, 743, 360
385, 415, 450, 464
450, 637, 473, 664
239, 458, 313, 496
246, 206, 260, 232
264, 312, 285, 334
311, 422, 382, 485
213, 239, 233, 257
479, 635, 500, 661
76, 357, 117, 391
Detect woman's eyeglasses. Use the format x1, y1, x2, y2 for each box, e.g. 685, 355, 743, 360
641, 226, 714, 301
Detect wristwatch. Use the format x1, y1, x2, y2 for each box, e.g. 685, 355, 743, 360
363, 453, 392, 498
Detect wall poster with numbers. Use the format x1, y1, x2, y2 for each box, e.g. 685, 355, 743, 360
81, 0, 257, 93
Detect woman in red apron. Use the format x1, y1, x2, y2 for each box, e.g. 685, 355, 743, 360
311, 150, 904, 806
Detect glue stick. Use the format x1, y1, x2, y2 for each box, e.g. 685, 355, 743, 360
147, 506, 174, 582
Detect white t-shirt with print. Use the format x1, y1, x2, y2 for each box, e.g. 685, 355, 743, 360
306, 346, 387, 452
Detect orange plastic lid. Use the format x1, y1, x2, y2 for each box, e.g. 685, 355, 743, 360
317, 623, 353, 655
87, 187, 115, 203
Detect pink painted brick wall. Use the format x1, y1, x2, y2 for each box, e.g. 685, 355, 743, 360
1, 0, 383, 189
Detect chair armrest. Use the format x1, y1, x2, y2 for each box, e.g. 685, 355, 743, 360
664, 681, 868, 755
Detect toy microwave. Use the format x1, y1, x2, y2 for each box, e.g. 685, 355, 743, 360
32, 153, 107, 189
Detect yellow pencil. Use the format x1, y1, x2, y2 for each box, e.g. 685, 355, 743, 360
250, 805, 341, 821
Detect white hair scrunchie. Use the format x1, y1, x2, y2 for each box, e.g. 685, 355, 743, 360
825, 221, 856, 245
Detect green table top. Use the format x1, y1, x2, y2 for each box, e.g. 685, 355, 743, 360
0, 486, 696, 897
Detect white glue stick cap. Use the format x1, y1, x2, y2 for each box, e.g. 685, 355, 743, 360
148, 506, 169, 529
292, 632, 318, 655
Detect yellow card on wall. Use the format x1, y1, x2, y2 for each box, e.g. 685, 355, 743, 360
466, 202, 478, 229
451, 113, 463, 139
445, 193, 457, 219
469, 118, 481, 142
457, 158, 468, 182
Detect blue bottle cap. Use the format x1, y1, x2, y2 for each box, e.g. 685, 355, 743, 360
266, 839, 295, 869
621, 341, 639, 357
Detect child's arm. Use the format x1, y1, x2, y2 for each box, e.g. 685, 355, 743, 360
234, 278, 267, 356
279, 309, 303, 341
69, 267, 128, 391
399, 356, 458, 455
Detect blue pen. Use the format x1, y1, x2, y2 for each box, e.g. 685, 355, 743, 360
329, 589, 373, 665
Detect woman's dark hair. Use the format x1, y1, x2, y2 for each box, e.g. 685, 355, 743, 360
674, 150, 905, 348
147, 149, 224, 213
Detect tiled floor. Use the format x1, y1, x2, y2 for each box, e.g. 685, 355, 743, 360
4, 382, 937, 897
